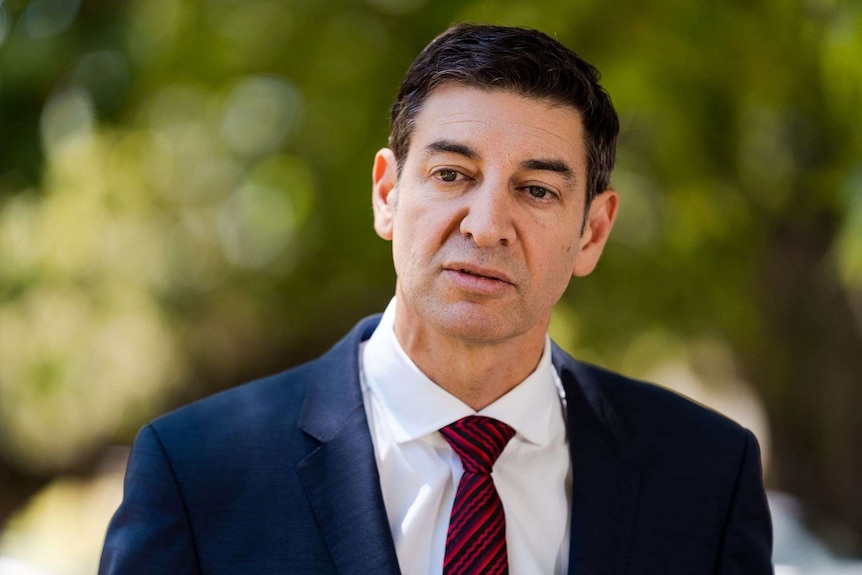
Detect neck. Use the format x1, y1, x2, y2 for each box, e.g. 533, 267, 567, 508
392, 303, 548, 411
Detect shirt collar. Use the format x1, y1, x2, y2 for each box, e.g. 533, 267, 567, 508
362, 298, 562, 446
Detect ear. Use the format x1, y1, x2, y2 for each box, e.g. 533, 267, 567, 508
573, 189, 619, 277
372, 148, 398, 241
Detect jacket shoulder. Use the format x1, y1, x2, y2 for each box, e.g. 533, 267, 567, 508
157, 358, 308, 426
147, 314, 380, 448
587, 362, 746, 434
560, 353, 755, 465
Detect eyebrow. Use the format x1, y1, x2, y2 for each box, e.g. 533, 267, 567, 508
521, 158, 575, 185
423, 140, 480, 161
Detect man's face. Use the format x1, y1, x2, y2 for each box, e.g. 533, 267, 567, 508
372, 84, 617, 346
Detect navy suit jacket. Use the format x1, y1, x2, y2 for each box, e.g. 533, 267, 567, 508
100, 315, 773, 574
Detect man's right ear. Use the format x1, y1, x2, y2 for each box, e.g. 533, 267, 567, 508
372, 148, 398, 241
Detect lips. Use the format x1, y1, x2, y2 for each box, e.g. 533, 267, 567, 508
444, 263, 514, 285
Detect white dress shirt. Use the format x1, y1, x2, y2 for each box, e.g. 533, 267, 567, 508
360, 299, 571, 575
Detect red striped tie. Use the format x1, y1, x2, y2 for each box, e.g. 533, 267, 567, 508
440, 416, 515, 575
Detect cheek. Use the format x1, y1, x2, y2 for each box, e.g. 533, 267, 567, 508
550, 239, 580, 280
392, 230, 415, 261
391, 223, 429, 276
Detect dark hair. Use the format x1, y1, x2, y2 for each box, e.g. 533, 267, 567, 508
389, 23, 619, 209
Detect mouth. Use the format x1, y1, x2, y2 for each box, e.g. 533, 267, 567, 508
444, 264, 514, 285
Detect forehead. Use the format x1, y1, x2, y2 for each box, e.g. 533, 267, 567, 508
408, 84, 587, 169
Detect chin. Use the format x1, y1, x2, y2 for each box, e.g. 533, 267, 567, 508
428, 304, 527, 345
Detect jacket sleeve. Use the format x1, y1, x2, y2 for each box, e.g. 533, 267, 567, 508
716, 429, 774, 574
99, 424, 201, 575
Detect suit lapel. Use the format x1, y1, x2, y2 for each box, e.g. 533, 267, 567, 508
553, 347, 642, 575
296, 317, 401, 575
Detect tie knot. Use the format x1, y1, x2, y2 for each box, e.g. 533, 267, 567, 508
440, 416, 515, 474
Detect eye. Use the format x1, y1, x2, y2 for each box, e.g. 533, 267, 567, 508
435, 169, 460, 182
527, 186, 551, 199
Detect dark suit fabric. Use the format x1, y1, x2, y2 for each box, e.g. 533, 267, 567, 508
100, 315, 773, 574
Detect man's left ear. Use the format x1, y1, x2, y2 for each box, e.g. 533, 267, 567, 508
372, 148, 398, 241
572, 189, 619, 277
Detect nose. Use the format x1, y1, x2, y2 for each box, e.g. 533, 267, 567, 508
459, 180, 516, 247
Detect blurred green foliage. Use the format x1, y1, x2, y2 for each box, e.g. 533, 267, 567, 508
0, 0, 861, 551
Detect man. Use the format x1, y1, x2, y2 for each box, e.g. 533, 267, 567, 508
100, 24, 773, 574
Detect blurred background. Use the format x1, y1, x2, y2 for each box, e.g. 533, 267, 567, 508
0, 0, 860, 573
